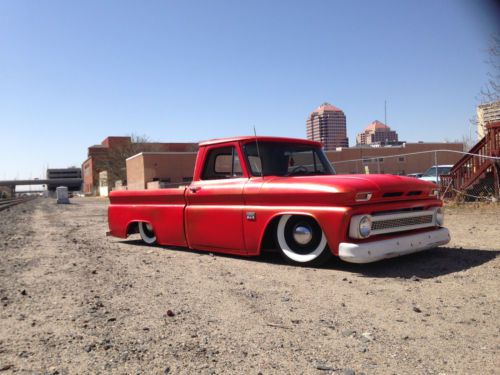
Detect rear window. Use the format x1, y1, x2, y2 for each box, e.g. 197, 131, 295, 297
201, 146, 243, 180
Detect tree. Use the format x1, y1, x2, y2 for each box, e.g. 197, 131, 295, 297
94, 134, 162, 187
468, 34, 499, 143
479, 34, 500, 103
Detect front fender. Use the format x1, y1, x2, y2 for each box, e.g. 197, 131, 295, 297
242, 206, 350, 256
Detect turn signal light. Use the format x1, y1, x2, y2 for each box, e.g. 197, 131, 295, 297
429, 189, 439, 197
355, 192, 372, 202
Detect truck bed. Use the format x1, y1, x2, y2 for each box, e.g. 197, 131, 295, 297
108, 187, 188, 247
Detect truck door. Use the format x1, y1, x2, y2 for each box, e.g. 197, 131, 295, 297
185, 144, 247, 253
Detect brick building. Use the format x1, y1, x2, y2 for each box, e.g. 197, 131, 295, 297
306, 102, 349, 150
356, 120, 399, 145
82, 136, 198, 195
477, 100, 500, 139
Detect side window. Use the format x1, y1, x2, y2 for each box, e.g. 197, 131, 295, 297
201, 146, 243, 180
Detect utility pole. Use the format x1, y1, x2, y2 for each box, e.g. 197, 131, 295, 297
384, 100, 387, 125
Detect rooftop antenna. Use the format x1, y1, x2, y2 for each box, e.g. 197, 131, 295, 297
253, 126, 263, 178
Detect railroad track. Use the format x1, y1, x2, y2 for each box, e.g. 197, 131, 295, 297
0, 196, 37, 211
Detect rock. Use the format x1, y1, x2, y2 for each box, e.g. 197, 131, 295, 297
0, 364, 12, 372
164, 367, 171, 374
342, 369, 356, 375
316, 363, 334, 371
20, 289, 27, 296
409, 275, 421, 282
166, 310, 175, 317
413, 307, 422, 313
84, 344, 94, 352
360, 332, 373, 342
107, 317, 117, 322
342, 330, 356, 337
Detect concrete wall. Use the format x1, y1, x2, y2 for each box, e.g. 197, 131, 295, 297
327, 143, 464, 175
126, 152, 197, 190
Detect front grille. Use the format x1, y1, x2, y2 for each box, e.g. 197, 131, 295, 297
372, 215, 434, 231
349, 208, 438, 239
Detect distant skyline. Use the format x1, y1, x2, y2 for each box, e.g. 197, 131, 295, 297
0, 0, 499, 179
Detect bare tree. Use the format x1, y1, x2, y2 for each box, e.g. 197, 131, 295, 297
461, 133, 476, 152
467, 34, 500, 143
95, 134, 162, 187
479, 34, 500, 103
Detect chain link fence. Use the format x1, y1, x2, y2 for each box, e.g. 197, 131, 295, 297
329, 150, 500, 202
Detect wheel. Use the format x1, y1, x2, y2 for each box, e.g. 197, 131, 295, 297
276, 215, 332, 266
138, 222, 157, 245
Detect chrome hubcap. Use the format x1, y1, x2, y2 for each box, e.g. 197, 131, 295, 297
293, 225, 313, 245
146, 224, 153, 232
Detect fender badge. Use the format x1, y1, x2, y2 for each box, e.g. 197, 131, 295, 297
246, 212, 256, 221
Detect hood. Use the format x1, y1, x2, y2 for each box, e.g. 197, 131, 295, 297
259, 174, 437, 204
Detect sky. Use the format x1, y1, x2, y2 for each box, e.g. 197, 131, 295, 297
0, 0, 498, 180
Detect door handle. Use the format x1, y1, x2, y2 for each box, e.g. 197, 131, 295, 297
189, 186, 201, 193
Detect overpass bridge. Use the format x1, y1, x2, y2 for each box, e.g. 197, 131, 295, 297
0, 178, 83, 194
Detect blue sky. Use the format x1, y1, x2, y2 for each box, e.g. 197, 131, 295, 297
0, 0, 498, 179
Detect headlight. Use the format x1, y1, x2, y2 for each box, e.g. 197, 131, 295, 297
359, 215, 372, 238
435, 207, 444, 226
429, 189, 439, 198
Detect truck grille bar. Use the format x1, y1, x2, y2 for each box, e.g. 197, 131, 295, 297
371, 215, 434, 231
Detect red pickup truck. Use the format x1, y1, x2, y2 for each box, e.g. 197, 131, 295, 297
108, 136, 450, 265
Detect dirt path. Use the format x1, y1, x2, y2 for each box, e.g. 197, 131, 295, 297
0, 198, 499, 374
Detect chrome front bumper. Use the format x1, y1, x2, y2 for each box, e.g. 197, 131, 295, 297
338, 227, 450, 264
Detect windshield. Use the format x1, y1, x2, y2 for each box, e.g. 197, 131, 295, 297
423, 166, 452, 177
244, 142, 335, 177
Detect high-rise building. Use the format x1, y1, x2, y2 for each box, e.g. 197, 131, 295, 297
356, 120, 399, 146
306, 102, 349, 150
477, 100, 500, 139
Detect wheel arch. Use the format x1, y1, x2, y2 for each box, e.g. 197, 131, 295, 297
125, 220, 153, 236
258, 211, 325, 254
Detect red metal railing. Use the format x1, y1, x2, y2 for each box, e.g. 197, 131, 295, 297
440, 122, 500, 197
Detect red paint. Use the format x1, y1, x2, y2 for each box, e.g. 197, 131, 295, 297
108, 136, 443, 259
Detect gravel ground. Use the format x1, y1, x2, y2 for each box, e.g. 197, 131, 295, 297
0, 198, 499, 375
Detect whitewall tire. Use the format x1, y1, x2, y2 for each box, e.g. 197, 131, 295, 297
139, 222, 157, 245
276, 215, 331, 266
